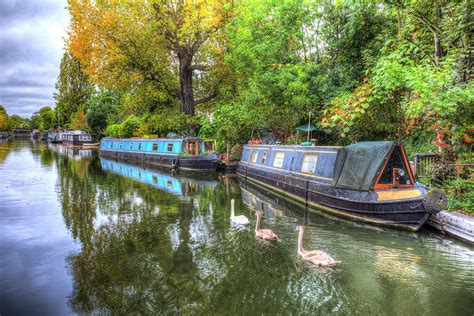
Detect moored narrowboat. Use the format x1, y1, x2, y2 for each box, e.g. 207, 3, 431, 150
99, 137, 218, 171
237, 141, 447, 231
62, 130, 97, 147
48, 129, 65, 143
31, 129, 43, 139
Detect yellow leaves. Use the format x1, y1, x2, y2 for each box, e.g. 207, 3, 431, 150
68, 0, 231, 99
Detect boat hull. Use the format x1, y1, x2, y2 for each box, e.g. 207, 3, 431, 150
237, 164, 431, 231
99, 149, 218, 171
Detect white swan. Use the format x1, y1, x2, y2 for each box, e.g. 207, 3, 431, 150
230, 199, 250, 225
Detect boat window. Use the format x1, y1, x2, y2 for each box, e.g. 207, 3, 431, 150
261, 151, 267, 164
120, 142, 124, 150
152, 143, 158, 151
250, 150, 258, 163
186, 141, 198, 155
377, 146, 412, 187
129, 143, 133, 150
204, 140, 214, 152
273, 152, 285, 168
110, 142, 113, 149
167, 143, 174, 152
138, 143, 142, 150
301, 155, 318, 174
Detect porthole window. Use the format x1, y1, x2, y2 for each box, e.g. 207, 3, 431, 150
301, 155, 318, 174
273, 152, 285, 168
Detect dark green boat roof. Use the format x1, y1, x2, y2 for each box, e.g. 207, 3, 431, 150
332, 141, 395, 191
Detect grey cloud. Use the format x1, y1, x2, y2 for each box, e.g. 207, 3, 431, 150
0, 0, 64, 27
0, 0, 68, 118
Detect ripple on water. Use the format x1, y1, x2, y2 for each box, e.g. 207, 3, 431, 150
1, 139, 473, 315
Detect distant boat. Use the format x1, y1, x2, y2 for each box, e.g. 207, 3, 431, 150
237, 141, 447, 231
48, 129, 66, 143
31, 129, 43, 139
99, 137, 219, 171
62, 130, 97, 147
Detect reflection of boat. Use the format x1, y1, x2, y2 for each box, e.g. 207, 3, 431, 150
83, 143, 100, 148
100, 158, 218, 197
238, 141, 446, 231
99, 137, 218, 171
48, 143, 96, 159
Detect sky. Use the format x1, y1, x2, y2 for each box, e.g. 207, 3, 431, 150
0, 0, 69, 118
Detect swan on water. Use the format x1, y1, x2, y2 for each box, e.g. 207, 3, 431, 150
295, 225, 338, 267
230, 199, 250, 225
255, 210, 278, 241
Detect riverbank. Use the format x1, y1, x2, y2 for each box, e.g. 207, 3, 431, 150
428, 211, 474, 244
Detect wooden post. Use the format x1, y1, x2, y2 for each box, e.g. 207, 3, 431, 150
307, 111, 311, 143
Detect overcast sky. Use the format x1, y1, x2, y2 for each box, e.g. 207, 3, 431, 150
0, 0, 68, 118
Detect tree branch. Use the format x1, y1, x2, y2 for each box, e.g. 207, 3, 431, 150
191, 64, 208, 71
194, 91, 217, 105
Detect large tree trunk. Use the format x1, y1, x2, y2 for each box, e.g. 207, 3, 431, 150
178, 53, 195, 116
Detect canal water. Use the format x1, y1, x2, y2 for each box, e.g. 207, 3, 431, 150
1, 138, 473, 315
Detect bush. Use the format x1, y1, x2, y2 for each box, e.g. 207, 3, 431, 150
119, 116, 142, 138
105, 124, 121, 138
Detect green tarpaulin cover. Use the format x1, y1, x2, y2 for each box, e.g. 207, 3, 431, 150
332, 141, 394, 191
296, 123, 318, 132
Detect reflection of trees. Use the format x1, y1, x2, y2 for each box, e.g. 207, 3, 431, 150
30, 141, 56, 167
57, 155, 98, 249
65, 162, 350, 314
0, 138, 27, 163
68, 217, 176, 314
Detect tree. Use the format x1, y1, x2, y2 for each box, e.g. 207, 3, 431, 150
9, 115, 30, 129
68, 0, 232, 116
36, 106, 57, 131
85, 91, 119, 137
54, 52, 94, 126
0, 105, 11, 131
221, 0, 320, 141
30, 112, 41, 130
70, 110, 89, 131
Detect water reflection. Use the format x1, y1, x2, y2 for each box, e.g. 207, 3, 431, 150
100, 158, 217, 198
1, 140, 473, 315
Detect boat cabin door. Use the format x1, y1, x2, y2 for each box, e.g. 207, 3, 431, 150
185, 140, 199, 156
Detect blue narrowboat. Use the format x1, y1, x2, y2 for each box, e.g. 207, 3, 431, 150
100, 158, 217, 197
237, 141, 447, 231
99, 137, 218, 171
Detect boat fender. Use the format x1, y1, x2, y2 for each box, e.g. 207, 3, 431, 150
423, 188, 448, 213
171, 157, 179, 168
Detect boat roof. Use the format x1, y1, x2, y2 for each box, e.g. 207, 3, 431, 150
102, 137, 201, 142
243, 144, 342, 150
332, 141, 396, 191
